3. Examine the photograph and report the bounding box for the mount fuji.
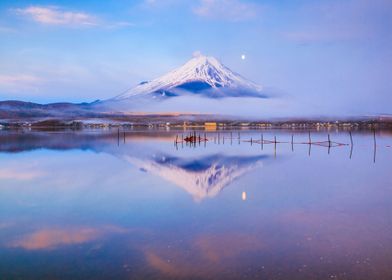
[0,54,268,121]
[112,54,266,101]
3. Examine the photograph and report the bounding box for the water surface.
[0,129,392,279]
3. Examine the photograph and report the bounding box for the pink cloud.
[14,6,98,27]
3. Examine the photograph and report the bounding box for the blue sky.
[0,0,391,115]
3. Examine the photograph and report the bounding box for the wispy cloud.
[193,0,260,21]
[10,228,99,250]
[0,74,43,84]
[9,226,128,250]
[0,164,46,181]
[283,30,359,44]
[0,74,44,93]
[283,0,392,44]
[14,6,98,27]
[13,6,134,29]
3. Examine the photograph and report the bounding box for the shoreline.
[1,117,392,131]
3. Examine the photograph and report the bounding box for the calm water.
[1,129,392,280]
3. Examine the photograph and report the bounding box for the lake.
[0,128,392,279]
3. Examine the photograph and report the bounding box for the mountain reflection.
[0,130,267,200]
[123,153,266,201]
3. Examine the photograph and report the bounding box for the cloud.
[283,0,392,44]
[9,226,128,250]
[0,74,43,85]
[143,232,265,278]
[14,6,98,27]
[10,228,99,250]
[0,163,46,181]
[0,74,44,93]
[193,0,260,21]
[283,30,358,44]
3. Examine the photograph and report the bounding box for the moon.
[241,54,246,60]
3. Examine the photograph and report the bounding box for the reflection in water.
[123,153,265,201]
[11,228,101,250]
[9,226,130,251]
[0,129,392,279]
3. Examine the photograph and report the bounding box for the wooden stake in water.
[261,133,263,150]
[373,129,377,163]
[349,131,353,146]
[291,134,294,152]
[274,136,277,158]
[117,128,120,146]
[349,131,354,159]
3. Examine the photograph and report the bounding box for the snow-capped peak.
[113,54,264,100]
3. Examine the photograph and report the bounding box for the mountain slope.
[113,55,265,100]
[0,100,99,119]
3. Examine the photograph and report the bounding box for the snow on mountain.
[121,153,265,201]
[112,54,265,100]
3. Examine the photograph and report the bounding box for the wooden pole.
[274,136,277,158]
[349,143,353,159]
[291,134,294,152]
[117,128,120,146]
[349,131,353,146]
[373,129,377,163]
[261,133,264,150]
